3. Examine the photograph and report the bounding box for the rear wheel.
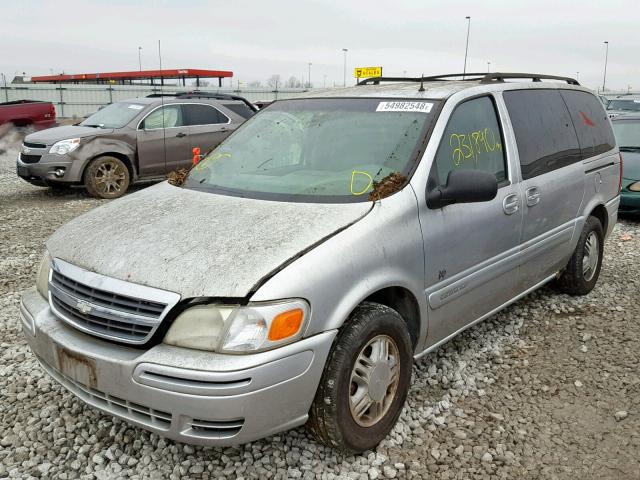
[307,302,413,452]
[84,156,130,199]
[555,216,604,295]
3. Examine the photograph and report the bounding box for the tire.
[84,156,130,199]
[307,302,413,452]
[555,216,604,296]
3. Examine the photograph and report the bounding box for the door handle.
[525,187,541,206]
[175,132,187,138]
[502,193,519,215]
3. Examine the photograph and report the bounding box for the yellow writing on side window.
[449,127,502,166]
[350,170,373,195]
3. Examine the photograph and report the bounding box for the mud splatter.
[167,168,191,187]
[369,172,407,201]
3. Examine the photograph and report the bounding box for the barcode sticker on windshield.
[376,101,433,113]
[128,104,144,110]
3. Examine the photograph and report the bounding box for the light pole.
[138,47,142,72]
[576,71,579,82]
[342,48,348,87]
[308,62,312,88]
[487,61,491,73]
[463,16,471,77]
[323,74,327,88]
[602,41,609,92]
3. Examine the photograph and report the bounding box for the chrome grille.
[48,258,180,345]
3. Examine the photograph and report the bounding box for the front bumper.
[16,151,85,185]
[20,287,336,446]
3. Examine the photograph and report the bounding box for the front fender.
[70,136,137,175]
[250,187,428,352]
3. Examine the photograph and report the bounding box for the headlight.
[36,252,52,299]
[163,299,309,354]
[629,181,640,192]
[50,138,81,155]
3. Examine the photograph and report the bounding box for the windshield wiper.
[619,146,640,152]
[82,124,104,128]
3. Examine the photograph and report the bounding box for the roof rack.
[357,72,580,86]
[146,91,258,112]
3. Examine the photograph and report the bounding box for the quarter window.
[142,105,184,129]
[432,96,507,185]
[503,90,581,179]
[560,90,616,159]
[183,104,229,126]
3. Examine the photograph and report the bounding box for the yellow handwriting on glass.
[350,170,373,195]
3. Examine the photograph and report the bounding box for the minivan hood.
[25,125,114,145]
[46,182,372,299]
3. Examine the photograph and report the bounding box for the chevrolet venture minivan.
[20,73,621,452]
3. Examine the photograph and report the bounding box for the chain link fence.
[0,83,311,118]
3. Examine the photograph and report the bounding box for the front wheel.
[307,302,413,452]
[84,156,130,199]
[555,216,604,295]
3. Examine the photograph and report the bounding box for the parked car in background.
[612,114,640,214]
[0,100,56,129]
[16,93,256,198]
[606,98,640,118]
[20,73,620,452]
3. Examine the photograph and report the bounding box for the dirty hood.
[25,125,113,145]
[46,182,372,299]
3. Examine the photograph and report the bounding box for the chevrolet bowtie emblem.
[76,300,92,314]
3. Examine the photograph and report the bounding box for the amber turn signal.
[268,308,304,341]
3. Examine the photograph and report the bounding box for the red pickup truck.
[0,100,56,129]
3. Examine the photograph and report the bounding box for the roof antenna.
[418,73,425,92]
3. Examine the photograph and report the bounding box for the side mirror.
[427,169,498,209]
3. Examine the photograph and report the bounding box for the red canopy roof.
[31,68,233,83]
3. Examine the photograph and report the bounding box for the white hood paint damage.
[47,182,372,299]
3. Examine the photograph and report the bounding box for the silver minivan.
[20,73,621,452]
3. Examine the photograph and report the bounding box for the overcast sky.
[2,0,639,91]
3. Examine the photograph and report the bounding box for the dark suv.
[16,93,256,198]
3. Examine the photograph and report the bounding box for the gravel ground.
[1,128,638,479]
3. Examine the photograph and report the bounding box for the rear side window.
[432,95,507,185]
[183,104,229,126]
[503,90,581,179]
[560,90,616,159]
[142,105,184,129]
[223,103,255,119]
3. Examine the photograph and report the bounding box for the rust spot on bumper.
[56,346,98,388]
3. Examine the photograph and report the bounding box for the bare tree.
[266,74,281,89]
[285,76,302,88]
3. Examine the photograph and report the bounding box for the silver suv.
[20,73,621,452]
[16,93,255,198]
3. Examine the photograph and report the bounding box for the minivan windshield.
[80,101,146,129]
[184,98,439,202]
[607,100,640,112]
[612,119,640,148]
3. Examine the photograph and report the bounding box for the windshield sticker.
[376,101,433,113]
[350,170,373,195]
[128,104,144,110]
